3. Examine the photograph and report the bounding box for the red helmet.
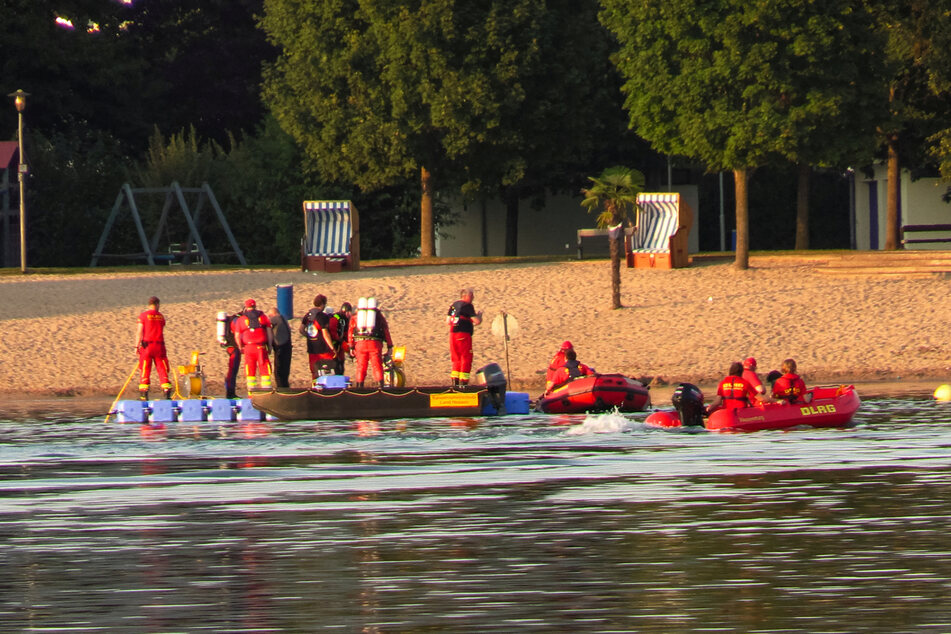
[560,340,573,351]
[743,357,757,371]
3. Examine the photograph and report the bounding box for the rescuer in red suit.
[135,296,172,400]
[347,297,393,388]
[546,349,594,393]
[446,288,483,386]
[706,361,758,415]
[772,358,808,404]
[231,298,274,391]
[545,340,574,387]
[742,356,765,399]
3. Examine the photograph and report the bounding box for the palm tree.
[581,166,644,309]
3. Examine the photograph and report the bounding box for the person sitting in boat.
[742,357,766,399]
[706,361,758,416]
[772,358,807,404]
[546,349,594,393]
[545,340,573,387]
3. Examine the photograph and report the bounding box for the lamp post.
[8,89,28,273]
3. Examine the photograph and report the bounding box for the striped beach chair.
[301,200,360,272]
[625,193,693,269]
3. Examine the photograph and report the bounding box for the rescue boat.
[251,385,530,421]
[645,384,861,432]
[251,362,529,421]
[536,374,651,414]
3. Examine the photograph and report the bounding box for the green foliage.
[26,126,130,266]
[580,166,645,228]
[580,165,644,309]
[599,0,889,171]
[261,0,544,191]
[133,127,224,188]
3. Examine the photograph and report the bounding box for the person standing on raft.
[268,306,293,388]
[706,361,758,416]
[347,297,393,388]
[231,298,274,391]
[217,306,243,399]
[446,288,482,386]
[329,302,353,376]
[135,296,172,401]
[300,294,336,379]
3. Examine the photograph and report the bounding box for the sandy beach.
[0,256,948,406]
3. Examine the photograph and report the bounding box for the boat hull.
[252,386,511,421]
[645,385,861,432]
[537,374,650,414]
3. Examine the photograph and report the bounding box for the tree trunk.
[795,163,810,250]
[420,166,435,257]
[733,168,750,270]
[609,226,622,309]
[885,135,901,250]
[504,187,519,256]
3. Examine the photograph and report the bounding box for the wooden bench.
[576,228,612,259]
[901,224,951,245]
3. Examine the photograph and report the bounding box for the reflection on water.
[2,398,951,631]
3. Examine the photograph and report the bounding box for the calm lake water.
[2,396,951,632]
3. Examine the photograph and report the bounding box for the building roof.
[0,141,18,170]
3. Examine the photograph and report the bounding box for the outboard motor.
[475,363,507,414]
[672,382,705,427]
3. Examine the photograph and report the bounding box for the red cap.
[561,340,573,350]
[743,357,757,370]
[244,298,256,308]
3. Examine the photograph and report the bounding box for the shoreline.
[0,257,949,416]
[2,378,944,421]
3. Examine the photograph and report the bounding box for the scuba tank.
[364,297,377,332]
[216,311,228,345]
[355,297,368,332]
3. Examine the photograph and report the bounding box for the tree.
[600,0,888,268]
[121,0,277,148]
[880,1,951,247]
[459,0,630,256]
[581,166,644,309]
[261,0,552,258]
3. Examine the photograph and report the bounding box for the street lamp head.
[8,89,29,113]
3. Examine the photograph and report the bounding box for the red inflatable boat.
[646,384,861,432]
[537,374,651,414]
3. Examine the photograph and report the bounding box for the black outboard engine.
[672,382,705,427]
[475,363,507,414]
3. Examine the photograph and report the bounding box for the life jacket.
[719,375,751,408]
[239,309,268,345]
[773,374,805,403]
[563,360,583,379]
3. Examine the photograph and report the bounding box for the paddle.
[104,363,139,424]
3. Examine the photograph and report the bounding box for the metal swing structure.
[90,181,246,266]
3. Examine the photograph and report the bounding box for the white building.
[853,165,951,250]
[437,185,700,257]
